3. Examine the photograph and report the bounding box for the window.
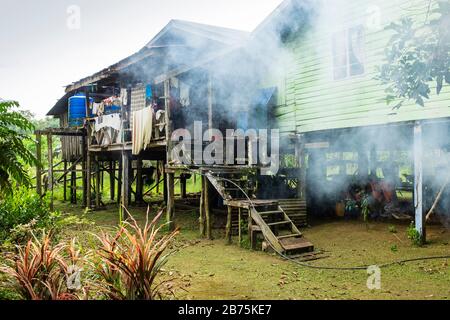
[332,25,365,80]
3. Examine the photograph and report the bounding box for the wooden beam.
[86,150,92,209]
[199,175,206,237]
[166,172,175,231]
[47,134,54,211]
[226,206,232,244]
[36,133,42,197]
[204,177,212,240]
[121,151,130,216]
[414,122,425,243]
[82,132,87,207]
[110,161,115,200]
[180,174,187,199]
[117,158,122,205]
[63,161,67,202]
[71,161,77,204]
[95,157,101,208]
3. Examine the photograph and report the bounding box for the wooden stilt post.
[226,206,232,244]
[110,161,115,201]
[121,151,130,216]
[414,121,426,243]
[117,158,122,205]
[204,177,212,240]
[82,131,87,207]
[71,161,77,204]
[86,124,92,210]
[63,160,67,202]
[238,208,242,246]
[166,171,175,231]
[86,149,92,210]
[47,134,54,211]
[95,157,101,208]
[199,175,206,237]
[136,157,143,205]
[35,133,42,197]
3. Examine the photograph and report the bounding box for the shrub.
[0,188,54,241]
[0,232,87,300]
[407,222,423,246]
[95,207,179,300]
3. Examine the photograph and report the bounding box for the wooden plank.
[110,161,115,200]
[199,175,206,237]
[63,161,67,201]
[205,177,212,240]
[35,133,42,197]
[226,206,232,244]
[121,152,129,216]
[95,157,101,208]
[47,134,54,211]
[166,172,175,231]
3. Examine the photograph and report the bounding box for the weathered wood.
[414,122,425,243]
[71,161,77,204]
[204,177,212,240]
[63,161,67,201]
[110,161,115,200]
[95,157,101,208]
[238,208,242,246]
[81,131,87,207]
[117,158,122,205]
[36,133,42,197]
[226,206,233,244]
[166,172,175,231]
[86,150,92,209]
[121,152,130,215]
[47,134,54,211]
[199,175,206,237]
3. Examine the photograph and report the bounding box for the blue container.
[68,93,94,127]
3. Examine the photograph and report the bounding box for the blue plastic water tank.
[68,93,93,127]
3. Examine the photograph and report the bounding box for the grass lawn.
[50,198,450,300]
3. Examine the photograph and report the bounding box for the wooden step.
[259,210,283,216]
[267,221,291,227]
[277,234,301,240]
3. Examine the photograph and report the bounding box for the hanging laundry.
[132,107,154,155]
[94,114,122,132]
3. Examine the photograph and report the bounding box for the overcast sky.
[0,0,283,118]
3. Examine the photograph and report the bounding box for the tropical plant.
[0,232,86,300]
[407,221,423,246]
[95,207,179,300]
[377,1,450,108]
[0,188,55,242]
[0,100,37,196]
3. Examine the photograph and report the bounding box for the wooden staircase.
[203,167,313,255]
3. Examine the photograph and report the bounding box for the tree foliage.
[378,1,450,109]
[0,100,37,196]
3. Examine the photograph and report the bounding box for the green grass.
[40,199,450,300]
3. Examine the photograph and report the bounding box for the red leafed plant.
[0,232,87,300]
[95,207,179,300]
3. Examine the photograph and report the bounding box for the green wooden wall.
[273,0,450,135]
